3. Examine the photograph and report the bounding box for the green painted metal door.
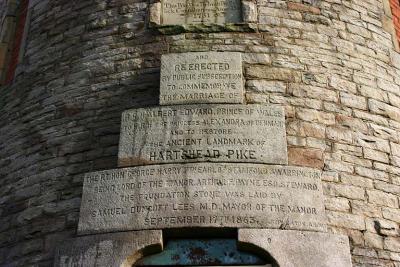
[135,239,273,266]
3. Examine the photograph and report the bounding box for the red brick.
[5,0,28,84]
[288,147,324,168]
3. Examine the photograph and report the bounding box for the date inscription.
[78,163,326,234]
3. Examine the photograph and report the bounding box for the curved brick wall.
[1,0,400,266]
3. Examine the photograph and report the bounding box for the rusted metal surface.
[135,239,267,266]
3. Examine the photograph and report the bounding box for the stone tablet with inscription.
[160,52,244,105]
[160,0,242,25]
[78,163,325,235]
[118,104,288,167]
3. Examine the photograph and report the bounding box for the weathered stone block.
[159,0,242,25]
[340,92,367,110]
[340,174,373,188]
[242,1,257,22]
[160,52,244,105]
[351,200,381,217]
[324,197,350,212]
[118,104,288,166]
[246,80,286,93]
[246,66,301,82]
[391,142,400,157]
[367,189,398,208]
[364,232,384,249]
[385,237,400,252]
[288,147,324,168]
[53,230,162,267]
[324,183,365,200]
[296,108,336,125]
[383,207,400,223]
[149,2,161,26]
[238,229,352,267]
[326,210,366,230]
[242,53,270,64]
[78,163,325,234]
[363,148,389,163]
[369,99,400,122]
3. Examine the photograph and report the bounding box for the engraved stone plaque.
[160,0,242,25]
[160,52,244,105]
[118,104,288,167]
[77,163,326,235]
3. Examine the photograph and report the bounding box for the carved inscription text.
[161,0,242,25]
[160,52,244,105]
[118,104,288,167]
[78,163,326,234]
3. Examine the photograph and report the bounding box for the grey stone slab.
[118,104,288,167]
[242,1,257,23]
[53,230,162,267]
[238,229,352,267]
[160,0,242,25]
[77,163,325,235]
[149,2,161,25]
[160,52,244,105]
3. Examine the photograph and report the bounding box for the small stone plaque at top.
[160,52,244,105]
[160,0,242,25]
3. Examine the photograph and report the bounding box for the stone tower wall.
[1,0,400,266]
